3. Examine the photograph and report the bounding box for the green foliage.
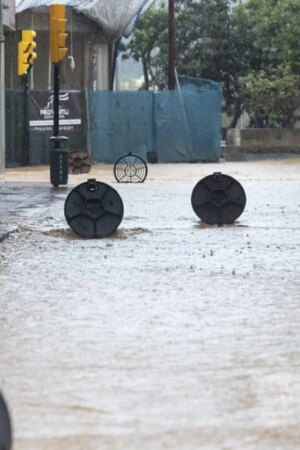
[236,0,300,127]
[176,0,248,120]
[122,4,168,90]
[237,0,300,73]
[240,66,300,128]
[122,0,300,127]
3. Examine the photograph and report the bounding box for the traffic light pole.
[53,62,59,136]
[50,61,69,187]
[49,3,69,187]
[23,72,29,165]
[0,0,5,178]
[18,30,37,167]
[168,0,176,90]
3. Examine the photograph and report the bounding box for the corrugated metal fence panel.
[89,79,221,163]
[5,90,25,167]
[89,91,153,163]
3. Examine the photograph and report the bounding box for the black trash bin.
[49,135,69,187]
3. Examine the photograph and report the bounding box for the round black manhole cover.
[191,172,247,225]
[0,391,12,450]
[64,179,124,238]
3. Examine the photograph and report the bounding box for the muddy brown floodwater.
[0,160,300,450]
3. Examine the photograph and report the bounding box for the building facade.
[4,5,114,167]
[0,0,16,178]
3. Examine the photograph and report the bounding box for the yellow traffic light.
[50,5,68,63]
[18,41,29,76]
[23,30,37,65]
[18,30,37,76]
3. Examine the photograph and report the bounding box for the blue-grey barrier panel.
[89,77,221,163]
[89,91,153,163]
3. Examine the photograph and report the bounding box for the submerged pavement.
[0,181,63,241]
[0,160,300,450]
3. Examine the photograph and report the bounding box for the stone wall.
[224,128,300,161]
[227,128,300,150]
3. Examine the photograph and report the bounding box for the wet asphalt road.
[0,160,300,450]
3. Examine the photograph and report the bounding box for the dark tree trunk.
[228,98,242,129]
[168,0,176,90]
[142,55,149,90]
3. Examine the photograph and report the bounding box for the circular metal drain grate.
[114,153,148,183]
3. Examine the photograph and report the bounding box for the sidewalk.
[0,164,117,241]
[0,181,53,241]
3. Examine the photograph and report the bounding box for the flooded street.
[0,160,300,449]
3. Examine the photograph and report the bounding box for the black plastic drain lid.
[64,179,124,238]
[191,172,246,225]
[0,391,12,450]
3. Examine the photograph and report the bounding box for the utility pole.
[0,0,5,178]
[49,4,69,187]
[168,0,176,90]
[18,30,37,165]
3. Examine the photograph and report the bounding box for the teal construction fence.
[5,77,221,166]
[89,77,222,163]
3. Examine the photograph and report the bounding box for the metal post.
[168,0,176,90]
[0,0,5,179]
[53,62,59,137]
[50,61,69,186]
[23,73,29,165]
